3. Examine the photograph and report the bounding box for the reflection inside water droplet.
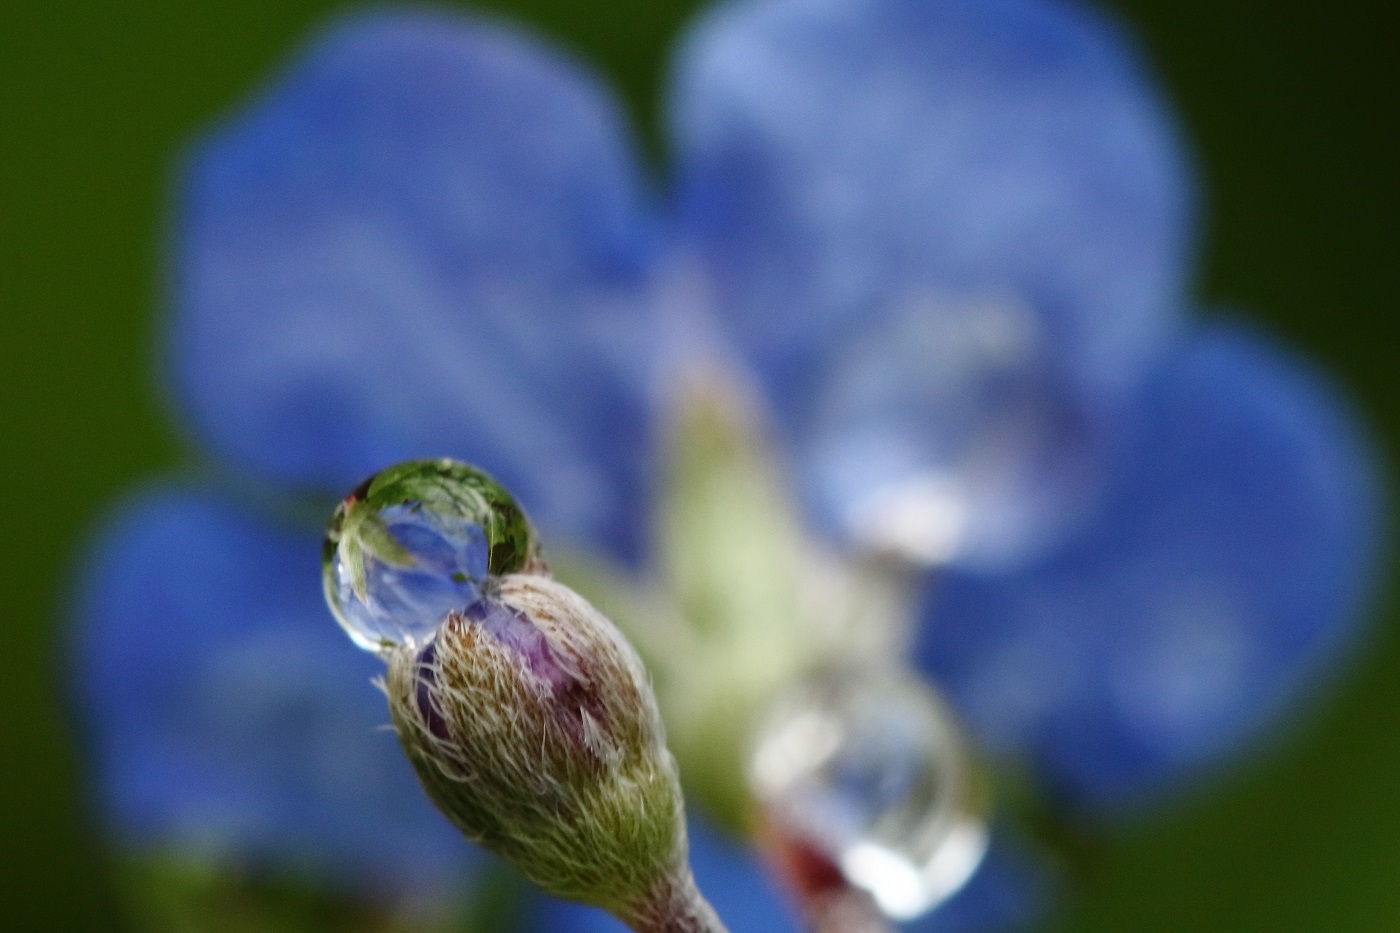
[749,667,988,921]
[326,504,492,652]
[322,458,540,653]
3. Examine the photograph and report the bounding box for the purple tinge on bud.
[420,589,614,764]
[413,642,451,742]
[488,596,611,762]
[461,598,578,693]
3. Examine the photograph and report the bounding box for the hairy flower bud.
[384,572,717,929]
[323,459,724,931]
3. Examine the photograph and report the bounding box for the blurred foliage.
[0,1,1393,931]
[115,855,528,933]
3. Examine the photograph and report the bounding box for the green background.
[1,1,1394,929]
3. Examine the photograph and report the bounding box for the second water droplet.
[749,666,989,921]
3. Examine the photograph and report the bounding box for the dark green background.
[2,1,1394,929]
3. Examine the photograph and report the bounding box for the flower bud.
[384,572,700,924]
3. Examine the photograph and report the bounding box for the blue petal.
[72,488,477,898]
[172,10,658,562]
[671,0,1194,563]
[905,836,1049,933]
[919,323,1383,809]
[673,0,1193,402]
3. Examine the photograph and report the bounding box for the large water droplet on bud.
[749,667,988,921]
[323,458,540,652]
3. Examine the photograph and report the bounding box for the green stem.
[625,867,729,933]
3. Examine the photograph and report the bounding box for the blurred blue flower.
[75,0,1381,930]
[76,490,478,903]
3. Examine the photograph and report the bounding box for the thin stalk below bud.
[626,867,729,933]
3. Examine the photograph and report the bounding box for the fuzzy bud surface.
[385,572,693,921]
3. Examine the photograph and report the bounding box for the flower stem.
[625,866,729,933]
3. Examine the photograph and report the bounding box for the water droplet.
[749,667,988,921]
[805,291,1104,569]
[323,458,540,652]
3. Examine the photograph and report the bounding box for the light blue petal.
[172,10,658,561]
[72,488,476,899]
[670,0,1194,563]
[919,323,1383,809]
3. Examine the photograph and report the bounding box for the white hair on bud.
[384,573,689,920]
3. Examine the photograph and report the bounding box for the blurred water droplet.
[323,458,539,652]
[749,667,988,921]
[806,291,1104,570]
